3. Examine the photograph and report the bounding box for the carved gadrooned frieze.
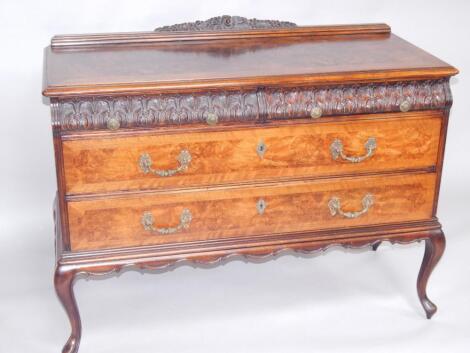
[263,79,451,120]
[154,15,297,32]
[53,91,259,131]
[52,80,451,131]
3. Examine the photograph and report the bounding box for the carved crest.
[155,15,297,32]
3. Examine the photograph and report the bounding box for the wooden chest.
[43,17,458,353]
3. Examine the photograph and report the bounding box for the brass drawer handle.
[141,209,192,235]
[139,150,192,177]
[310,106,323,119]
[328,194,374,219]
[400,100,412,112]
[107,117,120,130]
[206,112,218,125]
[330,137,376,163]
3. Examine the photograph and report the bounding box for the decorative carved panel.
[154,15,297,32]
[52,80,451,131]
[53,91,259,131]
[264,79,452,120]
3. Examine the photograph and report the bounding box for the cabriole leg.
[371,241,382,251]
[417,231,446,319]
[54,266,81,353]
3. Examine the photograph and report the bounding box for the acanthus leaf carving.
[263,79,451,120]
[54,91,259,131]
[52,80,451,131]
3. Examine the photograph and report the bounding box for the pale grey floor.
[1,1,470,352]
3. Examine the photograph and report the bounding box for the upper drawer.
[62,113,442,195]
[50,80,452,131]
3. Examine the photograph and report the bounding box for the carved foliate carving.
[155,15,297,32]
[264,79,451,120]
[54,91,259,131]
[53,80,451,131]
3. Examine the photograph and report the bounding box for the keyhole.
[257,199,267,215]
[257,140,267,158]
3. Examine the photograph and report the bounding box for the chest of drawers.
[43,17,458,353]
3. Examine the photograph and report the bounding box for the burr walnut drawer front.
[62,113,442,195]
[67,172,436,252]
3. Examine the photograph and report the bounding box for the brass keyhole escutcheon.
[257,140,267,159]
[257,199,267,215]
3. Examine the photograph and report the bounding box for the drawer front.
[62,113,441,195]
[68,173,436,251]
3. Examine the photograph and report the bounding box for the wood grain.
[62,113,441,195]
[67,172,436,251]
[43,31,457,97]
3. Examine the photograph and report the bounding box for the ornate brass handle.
[139,150,191,177]
[141,209,192,235]
[330,137,377,163]
[328,194,374,219]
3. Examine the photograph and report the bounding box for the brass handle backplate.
[141,209,192,235]
[139,149,191,177]
[328,194,374,219]
[330,137,377,163]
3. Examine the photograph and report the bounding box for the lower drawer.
[67,173,436,252]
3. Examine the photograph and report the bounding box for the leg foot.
[372,241,381,251]
[54,266,81,353]
[417,231,446,319]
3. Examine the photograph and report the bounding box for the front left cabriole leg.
[54,266,82,353]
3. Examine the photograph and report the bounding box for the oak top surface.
[43,24,457,97]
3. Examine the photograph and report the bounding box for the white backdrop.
[1,1,469,352]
